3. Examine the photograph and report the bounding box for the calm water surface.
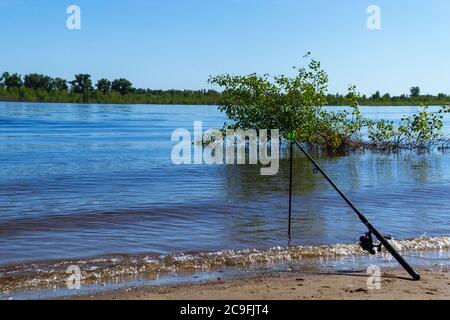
[0,102,449,266]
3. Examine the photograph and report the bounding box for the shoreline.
[2,237,450,299]
[73,267,450,300]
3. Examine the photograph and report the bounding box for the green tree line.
[0,72,221,105]
[327,86,450,106]
[0,71,449,106]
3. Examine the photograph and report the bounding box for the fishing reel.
[358,231,392,255]
[359,232,379,255]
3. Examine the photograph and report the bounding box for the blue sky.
[1,0,449,95]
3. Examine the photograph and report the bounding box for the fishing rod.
[270,115,421,281]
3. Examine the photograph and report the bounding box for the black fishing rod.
[271,116,421,281]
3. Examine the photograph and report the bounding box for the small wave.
[1,235,449,294]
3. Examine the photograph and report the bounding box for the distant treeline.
[1,72,449,106]
[0,72,220,105]
[327,87,450,106]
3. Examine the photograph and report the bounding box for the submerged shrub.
[369,106,450,150]
[368,119,399,149]
[210,56,449,153]
[209,55,365,152]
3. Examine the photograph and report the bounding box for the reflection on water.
[0,103,449,267]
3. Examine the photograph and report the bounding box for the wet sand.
[76,267,450,300]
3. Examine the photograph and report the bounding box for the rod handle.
[368,224,421,281]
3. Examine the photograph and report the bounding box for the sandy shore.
[76,267,450,300]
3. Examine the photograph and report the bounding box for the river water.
[0,102,449,297]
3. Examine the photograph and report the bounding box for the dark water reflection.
[0,103,449,266]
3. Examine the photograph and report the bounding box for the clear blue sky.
[1,0,449,95]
